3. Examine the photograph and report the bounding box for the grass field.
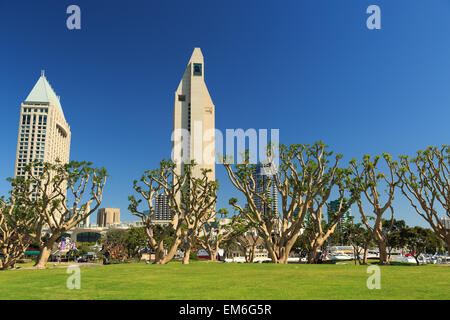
[0,261,449,300]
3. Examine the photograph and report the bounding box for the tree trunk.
[248,244,256,263]
[356,248,362,265]
[307,241,323,264]
[362,246,368,265]
[35,245,52,269]
[208,248,218,262]
[307,248,316,264]
[182,248,191,265]
[0,252,9,269]
[0,251,10,270]
[377,240,389,265]
[153,242,164,264]
[160,237,182,264]
[445,235,450,255]
[265,243,279,264]
[182,233,193,265]
[266,243,294,264]
[278,251,289,264]
[279,237,298,264]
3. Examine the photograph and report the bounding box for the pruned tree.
[178,165,218,265]
[383,218,407,259]
[292,230,310,260]
[341,219,364,265]
[306,195,357,264]
[399,145,450,250]
[235,232,263,263]
[150,224,176,254]
[12,160,107,268]
[359,228,375,265]
[101,230,129,263]
[349,153,401,265]
[198,209,239,262]
[224,142,357,264]
[401,226,444,265]
[125,227,149,258]
[230,210,264,263]
[129,160,183,264]
[0,195,39,269]
[217,213,263,263]
[129,160,218,265]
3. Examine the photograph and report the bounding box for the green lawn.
[0,261,448,300]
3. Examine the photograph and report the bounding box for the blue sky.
[1,0,449,226]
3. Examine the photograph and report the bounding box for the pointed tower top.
[24,72,64,116]
[189,47,204,64]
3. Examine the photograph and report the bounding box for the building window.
[193,63,202,76]
[178,95,186,101]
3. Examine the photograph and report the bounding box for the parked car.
[77,257,88,263]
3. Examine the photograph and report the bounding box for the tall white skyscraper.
[14,71,71,179]
[173,48,215,181]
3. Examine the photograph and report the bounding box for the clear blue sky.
[1,1,449,226]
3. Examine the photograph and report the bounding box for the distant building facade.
[250,161,278,215]
[154,194,172,222]
[142,195,173,225]
[327,199,352,231]
[97,208,121,227]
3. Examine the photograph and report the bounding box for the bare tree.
[233,214,264,263]
[341,220,367,265]
[306,195,356,264]
[198,209,238,262]
[129,160,182,264]
[178,165,218,265]
[129,160,218,265]
[349,153,401,265]
[13,160,107,268]
[399,146,450,250]
[224,142,356,264]
[0,195,39,269]
[235,233,263,263]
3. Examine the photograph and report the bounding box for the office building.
[154,194,173,222]
[14,71,71,179]
[250,161,278,215]
[172,48,215,181]
[97,208,121,227]
[327,199,352,231]
[142,195,173,225]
